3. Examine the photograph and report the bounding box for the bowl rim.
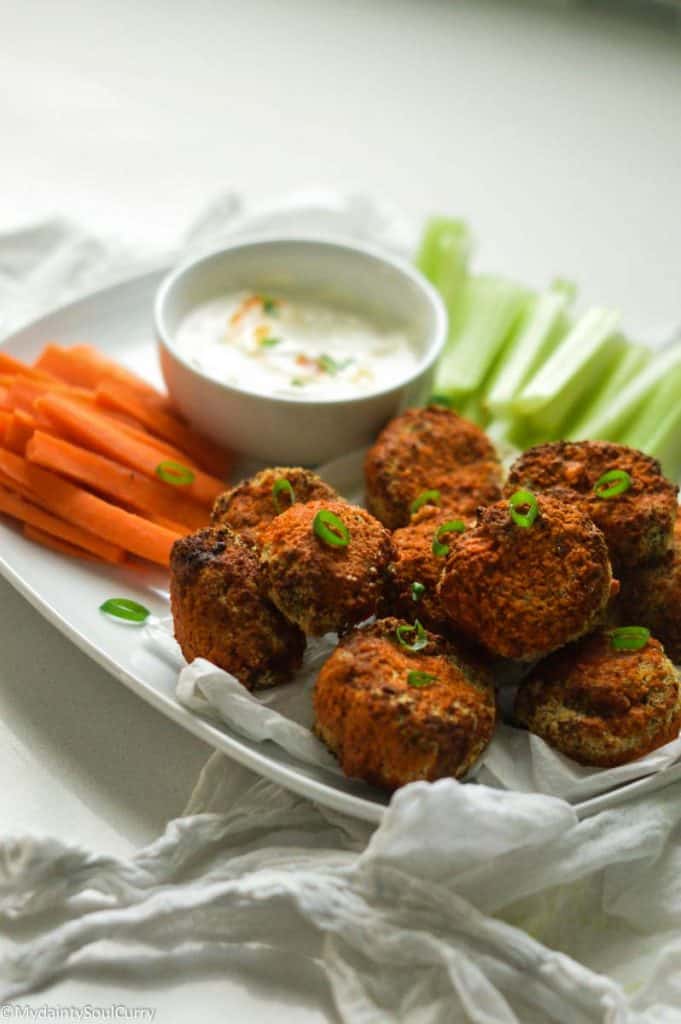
[154,233,448,408]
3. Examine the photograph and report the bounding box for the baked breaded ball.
[382,505,473,633]
[617,518,681,665]
[438,492,616,661]
[505,440,678,572]
[364,405,503,529]
[514,630,681,766]
[259,500,393,636]
[313,617,496,789]
[211,467,338,549]
[170,526,305,689]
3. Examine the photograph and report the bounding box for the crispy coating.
[438,492,616,661]
[505,440,678,572]
[211,467,338,549]
[364,405,503,529]
[259,500,393,636]
[617,518,681,665]
[382,505,473,633]
[170,526,305,689]
[313,618,497,790]
[514,630,681,767]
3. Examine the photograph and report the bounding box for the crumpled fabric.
[2,192,681,1021]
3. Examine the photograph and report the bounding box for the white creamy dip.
[174,291,417,399]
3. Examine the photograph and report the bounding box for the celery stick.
[575,341,681,442]
[416,218,472,312]
[512,308,622,434]
[638,401,681,480]
[434,275,532,401]
[485,286,573,417]
[566,342,651,440]
[620,361,681,453]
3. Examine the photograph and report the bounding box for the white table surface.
[1,0,680,1019]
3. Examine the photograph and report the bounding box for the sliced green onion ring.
[313,509,350,548]
[407,670,436,688]
[155,460,195,487]
[411,581,425,603]
[594,469,632,500]
[395,619,428,652]
[272,477,295,514]
[99,598,150,623]
[432,519,466,557]
[428,394,454,408]
[410,489,441,516]
[610,626,650,651]
[509,489,539,528]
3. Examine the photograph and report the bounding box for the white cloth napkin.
[2,194,681,1022]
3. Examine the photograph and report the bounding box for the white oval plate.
[2,271,681,823]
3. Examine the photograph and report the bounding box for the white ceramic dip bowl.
[155,236,447,465]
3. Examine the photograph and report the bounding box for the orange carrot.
[35,344,176,413]
[0,451,180,566]
[0,410,11,443]
[23,524,98,562]
[0,351,56,382]
[26,432,208,530]
[36,394,224,506]
[95,377,232,477]
[5,411,36,454]
[0,483,126,563]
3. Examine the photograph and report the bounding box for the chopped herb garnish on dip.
[262,297,278,315]
[260,336,281,348]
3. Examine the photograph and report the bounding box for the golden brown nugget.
[364,405,502,529]
[212,466,338,548]
[505,440,678,572]
[617,518,681,665]
[313,618,496,790]
[259,499,393,636]
[170,525,305,689]
[438,492,617,661]
[514,629,681,766]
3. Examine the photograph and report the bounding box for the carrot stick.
[0,351,56,382]
[0,483,126,563]
[95,378,232,477]
[0,452,180,566]
[26,432,208,530]
[35,344,176,414]
[36,394,224,506]
[5,411,36,454]
[0,410,11,443]
[23,524,98,562]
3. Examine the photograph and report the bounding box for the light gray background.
[1,1,679,1020]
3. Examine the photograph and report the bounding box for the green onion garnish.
[432,519,466,557]
[410,489,441,516]
[259,336,281,348]
[272,478,295,514]
[411,581,425,602]
[407,670,436,688]
[99,598,150,623]
[509,489,539,528]
[318,354,352,375]
[428,394,454,408]
[290,377,306,387]
[155,460,195,487]
[610,626,650,651]
[262,297,278,315]
[313,509,350,548]
[594,469,632,500]
[395,619,427,652]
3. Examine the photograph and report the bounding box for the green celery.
[512,308,622,435]
[434,275,532,402]
[485,284,573,417]
[566,342,651,440]
[574,341,681,442]
[416,217,472,313]
[635,400,681,481]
